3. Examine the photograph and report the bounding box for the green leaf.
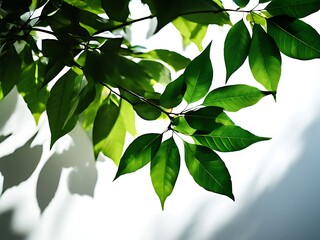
[224,20,251,82]
[139,60,171,85]
[173,17,207,51]
[266,0,320,18]
[184,142,234,200]
[0,45,22,97]
[203,84,271,112]
[101,0,130,22]
[46,70,78,147]
[184,42,213,104]
[93,95,120,158]
[160,75,186,108]
[171,117,196,135]
[249,24,282,91]
[115,133,162,179]
[193,125,270,152]
[133,100,162,121]
[267,16,320,60]
[185,107,224,132]
[64,0,104,14]
[233,0,249,8]
[151,137,180,209]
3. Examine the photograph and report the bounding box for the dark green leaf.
[160,75,186,108]
[185,107,224,132]
[267,16,320,60]
[249,24,282,91]
[184,42,213,104]
[151,137,180,209]
[224,20,251,82]
[203,84,271,112]
[101,0,130,22]
[134,101,162,120]
[64,0,104,14]
[184,142,234,200]
[233,0,249,8]
[266,0,320,18]
[115,133,162,179]
[193,125,270,152]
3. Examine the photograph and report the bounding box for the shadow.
[0,90,18,130]
[0,208,26,240]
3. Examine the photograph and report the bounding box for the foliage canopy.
[0,0,319,210]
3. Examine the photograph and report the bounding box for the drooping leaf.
[133,99,162,121]
[249,24,282,91]
[266,0,320,19]
[203,84,272,112]
[115,133,162,179]
[184,42,213,104]
[101,0,130,22]
[224,19,251,82]
[160,74,186,108]
[267,16,320,60]
[233,0,249,8]
[184,142,234,200]
[151,137,180,209]
[193,125,270,152]
[185,107,224,132]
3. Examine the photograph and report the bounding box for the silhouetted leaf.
[184,142,234,200]
[151,137,180,209]
[101,0,130,22]
[233,0,249,8]
[115,133,162,179]
[267,16,320,59]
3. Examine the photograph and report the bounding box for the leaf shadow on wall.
[0,208,26,240]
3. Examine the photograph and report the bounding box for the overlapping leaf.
[160,75,186,108]
[101,0,130,22]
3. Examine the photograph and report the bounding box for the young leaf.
[115,133,162,179]
[184,107,224,132]
[184,42,213,104]
[160,74,186,108]
[184,142,234,200]
[249,24,282,91]
[203,84,272,112]
[233,0,249,8]
[266,0,320,19]
[224,20,251,82]
[193,125,270,152]
[267,16,320,60]
[151,137,180,209]
[101,0,130,22]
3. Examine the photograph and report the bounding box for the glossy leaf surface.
[160,75,186,108]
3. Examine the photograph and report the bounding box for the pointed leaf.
[249,25,282,91]
[184,142,234,200]
[151,137,180,209]
[193,125,270,152]
[224,20,251,81]
[115,133,162,179]
[160,75,186,108]
[101,0,130,22]
[184,42,213,104]
[203,84,272,112]
[267,16,320,60]
[233,0,249,8]
[266,0,320,18]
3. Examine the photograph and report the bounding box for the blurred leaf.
[249,24,282,91]
[224,20,251,82]
[160,75,186,108]
[233,0,249,8]
[151,137,180,209]
[139,60,171,85]
[203,84,271,112]
[115,133,162,179]
[64,0,104,14]
[184,142,234,200]
[101,0,130,22]
[193,125,270,152]
[184,42,213,104]
[267,16,320,60]
[266,0,320,18]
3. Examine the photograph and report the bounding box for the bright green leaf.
[193,125,270,152]
[249,24,282,91]
[184,42,213,104]
[115,133,162,179]
[139,60,171,85]
[151,137,180,209]
[203,84,272,112]
[184,142,234,200]
[224,19,251,82]
[267,16,320,60]
[171,117,196,135]
[160,75,186,108]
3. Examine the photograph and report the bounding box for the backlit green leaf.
[151,137,180,209]
[266,0,320,18]
[115,133,162,179]
[160,75,186,108]
[139,60,171,85]
[184,42,213,104]
[249,24,282,91]
[203,84,272,112]
[267,16,320,60]
[184,142,234,200]
[193,125,270,152]
[224,19,251,82]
